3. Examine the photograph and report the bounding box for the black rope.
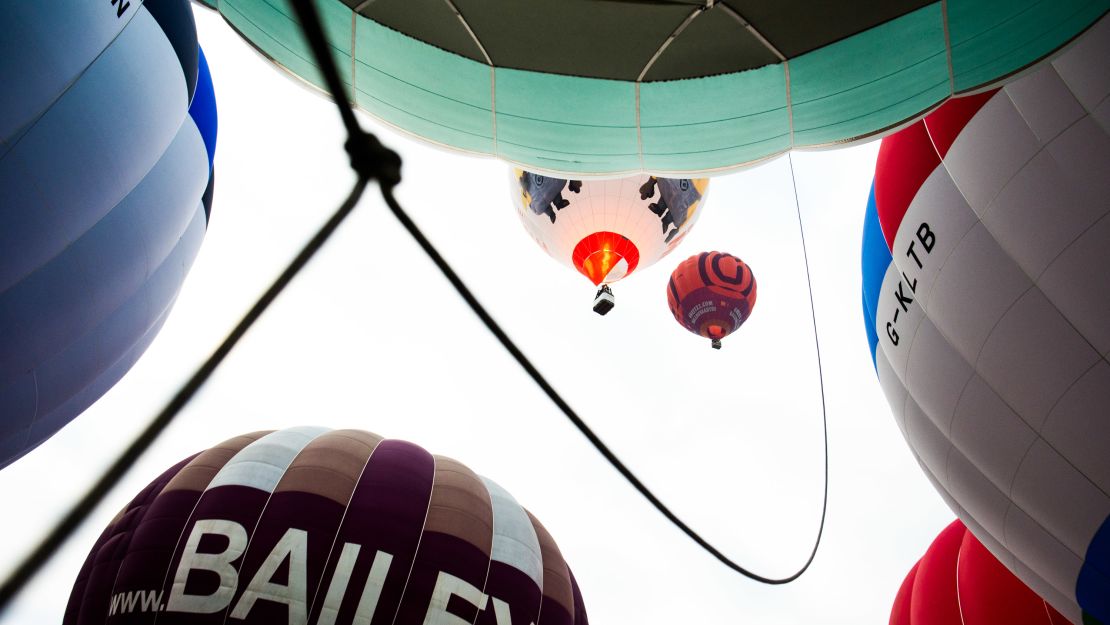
[287,0,400,186]
[0,0,831,611]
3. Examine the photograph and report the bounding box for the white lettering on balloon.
[133,520,524,624]
[166,518,248,613]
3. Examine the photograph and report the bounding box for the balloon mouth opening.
[573,232,640,285]
[706,324,725,339]
[581,250,628,285]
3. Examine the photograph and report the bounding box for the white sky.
[0,8,958,624]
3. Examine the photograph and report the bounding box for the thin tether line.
[291,13,833,584]
[379,166,830,583]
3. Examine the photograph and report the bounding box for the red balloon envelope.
[891,520,1070,625]
[64,427,587,625]
[667,251,756,349]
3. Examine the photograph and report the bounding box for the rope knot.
[346,129,402,186]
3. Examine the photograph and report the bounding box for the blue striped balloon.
[0,0,217,468]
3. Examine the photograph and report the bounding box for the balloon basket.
[593,285,615,316]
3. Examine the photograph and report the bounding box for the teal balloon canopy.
[200,0,1105,175]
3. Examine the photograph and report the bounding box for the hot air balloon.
[512,170,708,314]
[0,2,218,469]
[666,251,757,349]
[65,427,588,625]
[862,17,1109,624]
[194,0,1103,176]
[890,520,1071,625]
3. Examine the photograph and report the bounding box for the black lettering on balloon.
[917,222,935,253]
[901,271,917,294]
[895,282,914,312]
[112,0,131,18]
[906,241,923,269]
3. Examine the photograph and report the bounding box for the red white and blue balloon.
[862,17,1109,624]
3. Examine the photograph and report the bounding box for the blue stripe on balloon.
[189,47,218,168]
[144,0,199,101]
[862,291,878,371]
[860,181,891,370]
[1077,513,1110,624]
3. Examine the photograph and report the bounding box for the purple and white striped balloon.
[65,427,588,625]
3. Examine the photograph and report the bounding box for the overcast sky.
[0,8,958,623]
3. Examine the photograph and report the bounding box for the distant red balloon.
[891,520,1070,625]
[667,251,756,349]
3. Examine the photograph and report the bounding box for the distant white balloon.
[510,169,707,289]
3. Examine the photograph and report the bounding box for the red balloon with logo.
[667,251,756,349]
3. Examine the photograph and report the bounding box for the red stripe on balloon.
[874,121,940,251]
[873,89,999,251]
[924,89,998,158]
[571,232,640,285]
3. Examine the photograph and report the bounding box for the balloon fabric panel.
[889,562,918,625]
[477,478,545,625]
[910,520,964,625]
